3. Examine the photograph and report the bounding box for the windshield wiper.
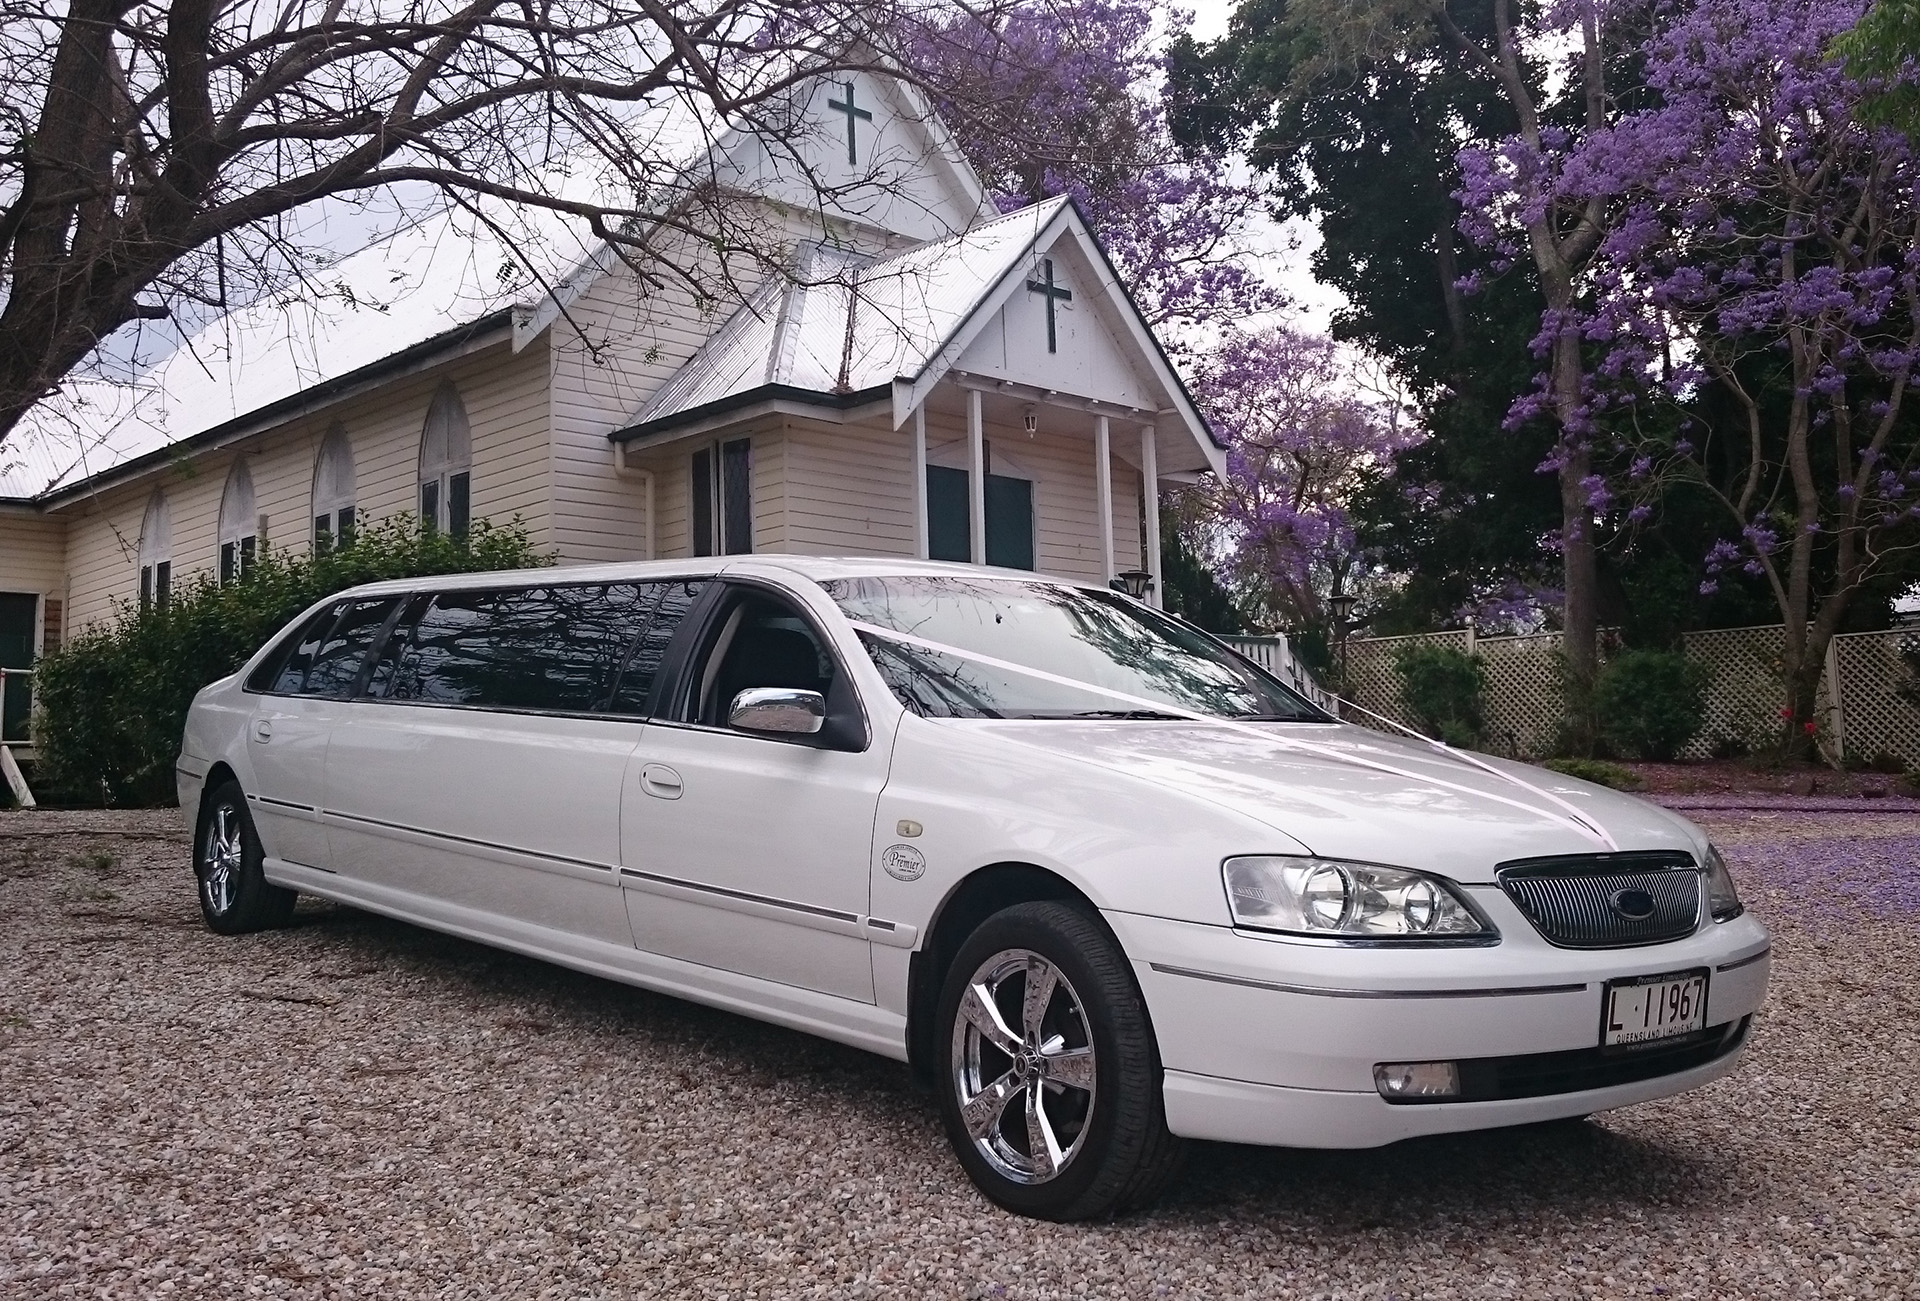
[1062,708,1184,720]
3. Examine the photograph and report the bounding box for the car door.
[242,597,396,869]
[618,580,890,1002]
[321,581,656,947]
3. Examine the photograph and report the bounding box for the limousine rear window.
[246,602,344,694]
[369,580,708,715]
[824,575,1330,723]
[304,599,402,696]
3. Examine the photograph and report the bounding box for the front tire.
[195,781,297,934]
[935,901,1186,1220]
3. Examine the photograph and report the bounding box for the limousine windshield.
[824,575,1328,722]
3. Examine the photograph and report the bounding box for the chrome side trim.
[324,808,616,875]
[1148,963,1589,1000]
[617,865,858,923]
[249,793,319,814]
[1715,946,1771,973]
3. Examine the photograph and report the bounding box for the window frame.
[648,578,870,751]
[137,491,172,612]
[340,576,722,722]
[312,423,357,552]
[689,437,753,557]
[418,383,473,537]
[217,461,258,586]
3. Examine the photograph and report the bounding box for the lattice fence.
[1336,621,1920,764]
[1831,629,1920,765]
[1340,630,1471,737]
[1477,633,1572,758]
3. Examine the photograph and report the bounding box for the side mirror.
[727,686,826,735]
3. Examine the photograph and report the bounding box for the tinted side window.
[697,596,837,726]
[302,599,400,697]
[383,583,654,712]
[247,604,343,694]
[605,580,709,715]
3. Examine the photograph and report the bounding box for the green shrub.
[1541,757,1645,791]
[32,515,549,807]
[1593,649,1712,761]
[1392,643,1486,748]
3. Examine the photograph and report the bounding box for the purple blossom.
[1188,326,1423,624]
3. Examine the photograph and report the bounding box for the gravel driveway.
[3,808,1917,1299]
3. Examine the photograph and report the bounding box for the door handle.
[639,763,683,800]
[251,718,273,743]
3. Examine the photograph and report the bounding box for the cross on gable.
[1025,257,1073,353]
[826,81,873,165]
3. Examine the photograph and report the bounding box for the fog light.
[1374,1061,1460,1100]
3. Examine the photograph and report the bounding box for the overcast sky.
[1174,0,1345,336]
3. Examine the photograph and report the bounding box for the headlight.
[1703,844,1744,921]
[1222,856,1494,941]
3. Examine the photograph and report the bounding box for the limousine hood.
[986,720,1706,884]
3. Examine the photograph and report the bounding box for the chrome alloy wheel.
[200,803,243,917]
[950,948,1097,1185]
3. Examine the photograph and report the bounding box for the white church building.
[0,70,1224,744]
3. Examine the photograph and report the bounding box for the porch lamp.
[1023,405,1038,435]
[1114,569,1154,599]
[1329,591,1358,684]
[1329,592,1358,630]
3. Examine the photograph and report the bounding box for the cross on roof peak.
[1026,257,1073,353]
[826,81,873,166]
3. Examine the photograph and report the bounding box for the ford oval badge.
[1610,887,1658,922]
[882,844,927,882]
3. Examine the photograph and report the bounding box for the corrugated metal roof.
[2,104,712,503]
[627,197,1067,428]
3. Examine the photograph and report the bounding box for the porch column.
[967,388,986,565]
[1140,424,1162,607]
[912,405,929,559]
[1094,415,1116,585]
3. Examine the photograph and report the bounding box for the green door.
[924,467,1036,570]
[984,474,1035,570]
[0,593,34,743]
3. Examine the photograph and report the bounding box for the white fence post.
[1823,637,1847,764]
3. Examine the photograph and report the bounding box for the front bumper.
[1106,898,1770,1149]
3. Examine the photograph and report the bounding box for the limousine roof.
[330,555,1097,600]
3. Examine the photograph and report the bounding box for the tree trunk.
[1545,270,1601,752]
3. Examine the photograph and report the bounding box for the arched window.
[418,382,471,536]
[218,460,257,584]
[312,423,356,551]
[138,491,172,611]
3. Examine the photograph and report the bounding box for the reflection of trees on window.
[827,575,1324,721]
[303,599,398,696]
[606,581,707,713]
[385,584,656,711]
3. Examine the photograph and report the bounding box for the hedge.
[31,515,549,807]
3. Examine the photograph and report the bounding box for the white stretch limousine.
[178,557,1770,1219]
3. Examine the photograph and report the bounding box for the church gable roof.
[615,197,1224,476]
[623,199,1070,434]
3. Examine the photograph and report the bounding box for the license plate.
[1602,969,1708,1048]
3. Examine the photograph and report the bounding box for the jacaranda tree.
[1188,326,1423,630]
[1512,0,1920,754]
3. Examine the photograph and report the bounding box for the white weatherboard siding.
[774,415,1141,582]
[0,514,66,597]
[548,250,728,564]
[54,341,551,630]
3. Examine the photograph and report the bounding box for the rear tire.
[935,901,1186,1220]
[195,781,297,934]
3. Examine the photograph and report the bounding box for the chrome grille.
[1498,853,1701,949]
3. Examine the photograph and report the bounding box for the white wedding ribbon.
[845,619,1617,850]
